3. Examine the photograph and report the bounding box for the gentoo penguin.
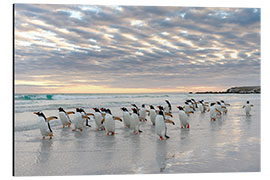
[149,105,157,126]
[120,107,131,128]
[155,110,175,140]
[157,105,173,118]
[139,104,147,122]
[165,100,172,113]
[90,108,104,131]
[72,108,90,132]
[215,101,222,118]
[242,101,254,116]
[103,109,122,136]
[177,106,189,128]
[220,100,230,114]
[198,101,205,113]
[34,112,57,139]
[183,101,194,116]
[208,103,221,121]
[130,108,141,135]
[58,107,73,128]
[80,108,91,127]
[191,98,197,110]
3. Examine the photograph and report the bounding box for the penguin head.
[157,105,164,111]
[131,108,138,114]
[149,105,154,109]
[221,100,224,103]
[76,108,81,112]
[177,106,183,111]
[121,107,127,111]
[185,102,189,105]
[158,110,164,116]
[93,108,100,112]
[34,111,46,119]
[106,109,112,115]
[210,103,216,106]
[142,104,145,108]
[216,101,221,105]
[247,101,250,104]
[99,107,105,112]
[58,107,64,112]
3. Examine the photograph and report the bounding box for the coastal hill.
[194,86,260,94]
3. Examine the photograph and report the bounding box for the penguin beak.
[33,112,38,115]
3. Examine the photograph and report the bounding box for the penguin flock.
[33,99,253,141]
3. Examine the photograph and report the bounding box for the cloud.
[14,4,261,93]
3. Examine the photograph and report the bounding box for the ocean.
[14,93,260,175]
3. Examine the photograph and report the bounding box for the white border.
[2,0,270,180]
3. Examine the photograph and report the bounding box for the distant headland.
[192,86,260,94]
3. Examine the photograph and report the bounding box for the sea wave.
[15,94,170,101]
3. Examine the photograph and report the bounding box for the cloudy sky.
[14,4,260,94]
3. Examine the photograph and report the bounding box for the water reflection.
[36,140,53,164]
[155,140,168,172]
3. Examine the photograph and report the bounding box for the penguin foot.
[79,128,83,132]
[68,123,71,127]
[134,131,139,135]
[62,125,65,128]
[42,136,45,140]
[111,132,115,136]
[160,136,165,141]
[187,124,190,128]
[106,132,110,136]
[72,129,76,131]
[181,126,183,128]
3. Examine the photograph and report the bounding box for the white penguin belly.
[155,115,165,137]
[59,112,70,126]
[104,115,115,132]
[94,112,103,128]
[179,111,188,126]
[150,110,156,124]
[38,118,51,136]
[73,112,84,129]
[123,112,131,127]
[130,114,139,132]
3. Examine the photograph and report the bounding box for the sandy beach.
[14,93,260,176]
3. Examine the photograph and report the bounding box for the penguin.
[220,100,230,114]
[139,104,147,122]
[215,101,222,118]
[34,111,57,139]
[120,107,131,128]
[191,98,198,110]
[183,101,194,116]
[149,105,157,126]
[165,100,172,113]
[130,108,141,135]
[177,106,189,128]
[242,101,254,116]
[90,108,105,131]
[103,109,115,135]
[208,103,221,121]
[72,108,90,132]
[198,101,205,113]
[103,109,122,136]
[155,110,175,140]
[80,108,91,127]
[58,107,73,128]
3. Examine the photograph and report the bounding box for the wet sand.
[14,99,260,176]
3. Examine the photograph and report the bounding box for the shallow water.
[14,93,260,176]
